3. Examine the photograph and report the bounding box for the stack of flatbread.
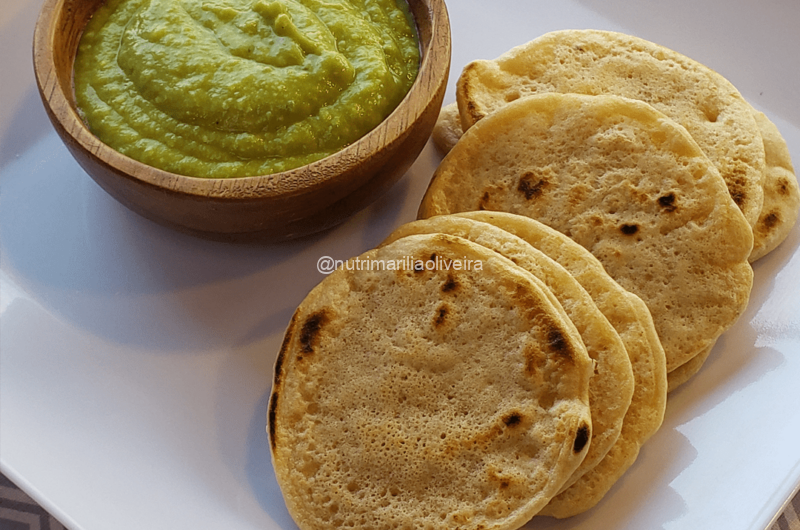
[429,29,799,391]
[268,30,798,528]
[269,212,667,528]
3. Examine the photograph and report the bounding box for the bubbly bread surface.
[456,29,766,228]
[381,216,635,489]
[420,93,754,371]
[435,102,800,263]
[454,211,667,517]
[269,233,594,530]
[749,110,800,261]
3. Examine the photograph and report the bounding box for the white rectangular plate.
[2,1,799,529]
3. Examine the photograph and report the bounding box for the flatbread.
[452,211,667,517]
[430,99,798,263]
[749,110,800,261]
[432,102,462,154]
[456,29,766,228]
[420,92,754,372]
[667,343,715,393]
[381,215,634,489]
[269,233,594,530]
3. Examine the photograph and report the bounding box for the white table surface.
[2,1,800,529]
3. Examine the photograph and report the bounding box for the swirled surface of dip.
[73,0,420,178]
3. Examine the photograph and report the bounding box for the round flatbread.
[456,29,766,228]
[433,100,799,262]
[428,104,799,263]
[453,211,667,517]
[749,110,800,261]
[381,215,634,489]
[420,92,754,372]
[269,233,594,530]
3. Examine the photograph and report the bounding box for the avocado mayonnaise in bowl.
[33,0,450,240]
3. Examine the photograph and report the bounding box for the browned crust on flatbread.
[455,29,766,228]
[451,211,667,518]
[269,311,298,452]
[420,93,754,372]
[749,110,800,261]
[380,215,635,490]
[270,234,594,530]
[458,62,488,128]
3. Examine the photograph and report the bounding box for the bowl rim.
[32,0,451,201]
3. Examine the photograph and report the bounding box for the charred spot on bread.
[620,223,639,235]
[268,391,280,451]
[777,177,790,196]
[518,172,548,200]
[502,412,523,427]
[658,193,677,211]
[478,191,491,211]
[434,305,448,327]
[441,274,458,293]
[275,313,297,384]
[761,211,780,231]
[547,327,571,359]
[299,310,329,355]
[573,423,590,453]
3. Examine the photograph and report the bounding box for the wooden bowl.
[33,0,450,242]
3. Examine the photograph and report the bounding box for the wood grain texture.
[33,0,451,242]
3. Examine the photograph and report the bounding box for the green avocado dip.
[73,0,420,178]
